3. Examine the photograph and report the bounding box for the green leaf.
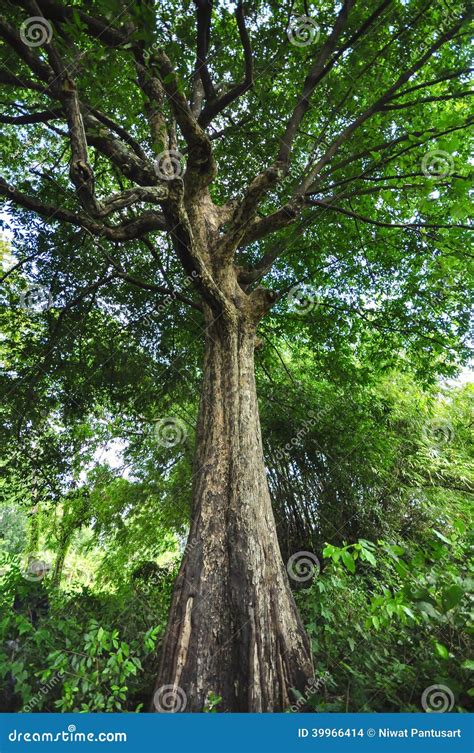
[434,641,449,660]
[341,550,356,573]
[360,548,377,566]
[401,605,416,620]
[418,601,440,620]
[432,529,452,545]
[441,584,464,612]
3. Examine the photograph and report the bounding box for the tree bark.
[153,308,313,712]
[52,535,70,587]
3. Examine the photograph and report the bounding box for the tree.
[0,0,471,711]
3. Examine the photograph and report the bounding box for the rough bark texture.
[1,0,469,719]
[153,305,313,712]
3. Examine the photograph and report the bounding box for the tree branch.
[149,49,216,191]
[306,198,473,230]
[0,109,63,124]
[31,0,128,47]
[101,251,203,312]
[0,177,102,233]
[193,0,215,104]
[388,66,473,99]
[295,13,468,194]
[381,90,473,111]
[277,0,356,166]
[162,180,231,315]
[198,0,254,128]
[0,179,167,239]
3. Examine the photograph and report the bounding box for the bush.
[297,523,472,712]
[0,554,173,712]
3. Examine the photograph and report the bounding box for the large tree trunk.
[153,309,313,712]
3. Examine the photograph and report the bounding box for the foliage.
[1,376,471,712]
[0,0,472,713]
[0,557,172,712]
[297,515,472,712]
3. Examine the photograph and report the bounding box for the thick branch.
[86,106,149,162]
[194,0,215,102]
[135,62,168,156]
[198,0,254,128]
[0,18,53,83]
[162,180,230,315]
[239,203,303,248]
[0,70,46,93]
[278,0,356,166]
[0,108,62,124]
[151,50,216,190]
[31,0,128,47]
[84,114,158,186]
[0,177,102,233]
[219,163,286,259]
[0,179,167,239]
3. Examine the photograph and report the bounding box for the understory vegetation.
[1,359,472,712]
[0,0,473,714]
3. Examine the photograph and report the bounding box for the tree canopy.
[0,0,472,715]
